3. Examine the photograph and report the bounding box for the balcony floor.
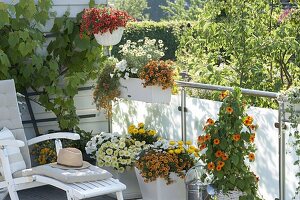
[4,185,116,200]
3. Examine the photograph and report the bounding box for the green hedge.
[112,21,193,60]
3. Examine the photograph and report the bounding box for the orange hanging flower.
[207,162,215,170]
[222,154,229,161]
[219,90,229,100]
[250,124,257,130]
[198,136,205,144]
[206,118,215,125]
[204,134,211,141]
[216,165,222,171]
[213,138,220,145]
[226,107,233,114]
[249,153,255,161]
[217,161,225,167]
[199,144,206,150]
[249,134,255,143]
[232,134,241,142]
[243,116,253,126]
[215,150,223,157]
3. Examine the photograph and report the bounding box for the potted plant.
[135,139,199,200]
[85,132,146,199]
[80,7,134,46]
[93,58,120,116]
[198,88,260,199]
[278,87,300,195]
[127,122,159,145]
[112,37,175,104]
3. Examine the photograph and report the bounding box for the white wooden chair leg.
[7,185,19,200]
[116,191,124,200]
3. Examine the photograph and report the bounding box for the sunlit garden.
[0,0,299,200]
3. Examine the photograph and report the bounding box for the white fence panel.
[112,95,298,200]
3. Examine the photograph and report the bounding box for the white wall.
[112,95,298,200]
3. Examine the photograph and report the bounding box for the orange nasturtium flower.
[219,90,229,100]
[207,162,215,170]
[249,153,255,161]
[213,138,220,145]
[232,134,241,142]
[226,107,233,114]
[215,150,223,158]
[206,118,215,125]
[222,154,229,161]
[249,134,255,143]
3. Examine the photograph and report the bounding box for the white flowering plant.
[85,132,146,173]
[112,37,166,79]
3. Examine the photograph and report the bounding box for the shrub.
[112,21,193,60]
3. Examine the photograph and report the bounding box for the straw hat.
[50,148,91,170]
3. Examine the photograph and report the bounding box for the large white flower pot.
[94,27,124,46]
[103,167,141,199]
[119,78,172,104]
[134,167,186,200]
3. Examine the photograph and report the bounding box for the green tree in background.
[161,0,204,20]
[175,0,300,107]
[110,0,149,20]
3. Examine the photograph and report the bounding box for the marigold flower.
[226,107,233,114]
[215,150,223,157]
[249,153,255,161]
[206,118,215,125]
[138,129,145,134]
[186,141,192,145]
[178,141,184,146]
[169,140,176,145]
[214,139,220,145]
[168,150,174,154]
[174,149,181,154]
[133,129,138,134]
[207,162,215,170]
[138,122,144,128]
[187,148,195,154]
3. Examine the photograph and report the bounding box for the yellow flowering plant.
[198,88,260,199]
[31,140,57,165]
[127,122,158,144]
[135,139,199,184]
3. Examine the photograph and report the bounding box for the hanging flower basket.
[94,27,125,46]
[80,7,134,46]
[119,78,171,104]
[134,167,186,200]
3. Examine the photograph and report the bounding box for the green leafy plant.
[0,0,106,131]
[110,0,149,20]
[198,88,259,199]
[93,58,120,116]
[278,87,300,197]
[176,0,300,108]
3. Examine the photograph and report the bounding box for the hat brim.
[49,161,91,170]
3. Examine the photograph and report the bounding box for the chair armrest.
[0,140,25,148]
[27,132,80,146]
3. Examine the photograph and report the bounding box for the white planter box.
[134,167,186,200]
[103,167,141,199]
[94,27,124,46]
[119,78,171,104]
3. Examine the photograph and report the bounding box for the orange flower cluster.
[139,60,176,90]
[135,150,194,184]
[232,134,241,142]
[243,116,254,126]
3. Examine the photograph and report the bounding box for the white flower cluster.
[112,37,166,79]
[85,132,146,173]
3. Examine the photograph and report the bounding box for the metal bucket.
[186,180,211,200]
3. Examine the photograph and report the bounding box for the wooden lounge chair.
[0,79,126,200]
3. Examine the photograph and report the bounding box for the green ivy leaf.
[0,10,9,29]
[19,30,29,41]
[8,32,20,48]
[74,35,90,51]
[231,154,239,166]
